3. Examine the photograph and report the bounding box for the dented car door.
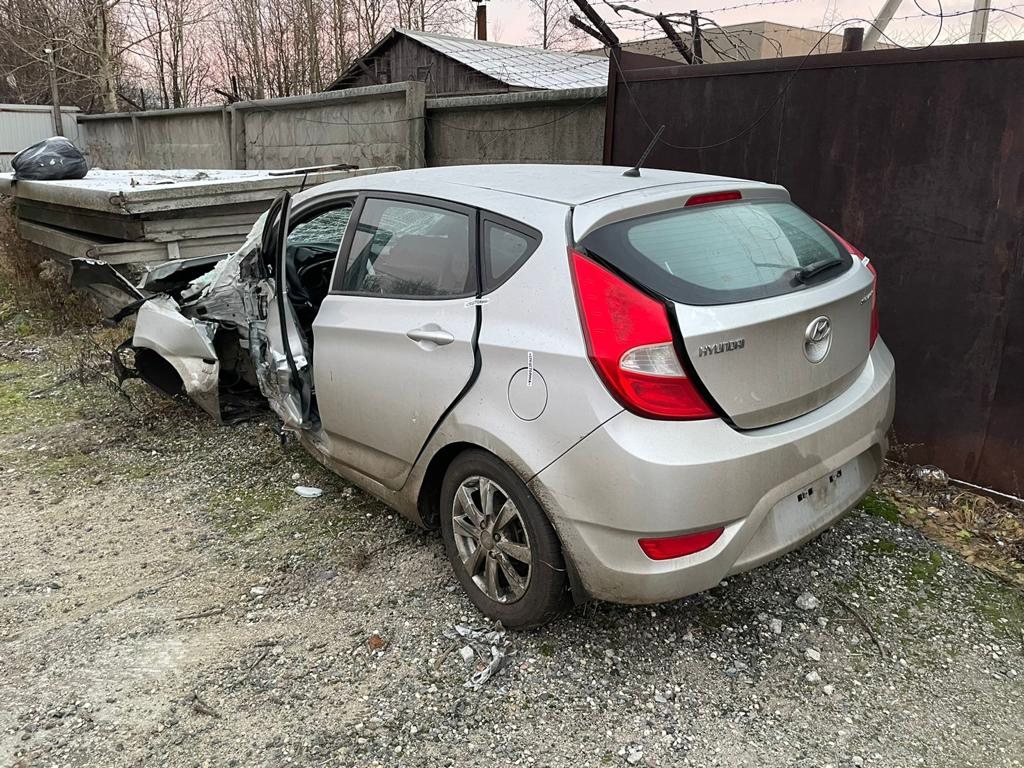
[248,191,314,429]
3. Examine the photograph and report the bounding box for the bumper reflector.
[638,527,725,560]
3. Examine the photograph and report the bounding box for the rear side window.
[339,198,473,298]
[482,219,539,292]
[580,201,850,305]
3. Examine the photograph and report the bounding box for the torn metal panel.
[133,296,222,419]
[69,258,145,313]
[139,254,225,295]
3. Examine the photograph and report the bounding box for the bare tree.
[126,0,212,107]
[0,0,133,110]
[355,0,390,52]
[524,0,582,49]
[394,0,467,33]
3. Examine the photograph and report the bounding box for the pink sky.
[484,0,1024,48]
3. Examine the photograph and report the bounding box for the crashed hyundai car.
[74,165,895,629]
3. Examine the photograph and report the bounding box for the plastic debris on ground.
[446,623,511,690]
[912,465,949,486]
[294,486,323,498]
[11,137,88,181]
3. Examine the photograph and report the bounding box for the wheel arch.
[415,439,588,605]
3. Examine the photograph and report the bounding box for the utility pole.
[842,27,864,51]
[863,0,903,49]
[44,46,63,137]
[969,0,991,42]
[689,10,703,64]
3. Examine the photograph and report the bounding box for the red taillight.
[569,249,714,420]
[685,190,742,207]
[818,223,879,349]
[638,527,724,560]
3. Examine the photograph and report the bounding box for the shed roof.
[331,28,609,91]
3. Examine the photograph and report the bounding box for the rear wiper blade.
[798,258,844,282]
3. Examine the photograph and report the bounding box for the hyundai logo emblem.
[804,316,832,363]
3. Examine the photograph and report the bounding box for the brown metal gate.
[605,42,1024,495]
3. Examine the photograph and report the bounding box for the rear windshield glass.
[580,200,851,305]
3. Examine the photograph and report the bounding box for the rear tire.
[439,450,570,629]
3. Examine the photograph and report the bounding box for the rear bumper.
[529,340,896,604]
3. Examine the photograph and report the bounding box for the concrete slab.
[17,220,243,265]
[0,165,396,214]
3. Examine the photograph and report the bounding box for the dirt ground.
[2,318,1024,768]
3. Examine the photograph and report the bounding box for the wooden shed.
[327,28,608,96]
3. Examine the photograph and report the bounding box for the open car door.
[250,191,315,429]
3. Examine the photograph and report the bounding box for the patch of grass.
[0,360,78,435]
[971,580,1024,637]
[209,485,295,537]
[906,550,944,586]
[863,536,898,555]
[858,490,902,524]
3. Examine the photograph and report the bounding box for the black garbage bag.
[11,136,88,181]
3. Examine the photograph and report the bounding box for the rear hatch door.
[575,184,875,429]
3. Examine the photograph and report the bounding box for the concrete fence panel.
[425,87,606,167]
[78,107,229,170]
[237,83,425,171]
[75,83,603,173]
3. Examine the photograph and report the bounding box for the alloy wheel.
[450,475,533,603]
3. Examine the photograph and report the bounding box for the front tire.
[439,450,570,629]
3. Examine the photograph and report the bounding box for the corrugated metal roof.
[396,28,608,90]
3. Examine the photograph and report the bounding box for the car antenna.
[622,125,666,178]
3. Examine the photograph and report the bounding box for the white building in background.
[590,21,882,64]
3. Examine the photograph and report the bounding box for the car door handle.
[406,326,455,346]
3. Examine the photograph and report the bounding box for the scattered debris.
[446,624,511,690]
[249,586,270,597]
[795,592,820,610]
[367,633,386,651]
[459,645,475,663]
[294,486,323,498]
[912,465,949,486]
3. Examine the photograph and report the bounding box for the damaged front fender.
[132,296,221,419]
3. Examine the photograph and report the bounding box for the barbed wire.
[606,5,1024,153]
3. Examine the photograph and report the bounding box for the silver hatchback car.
[96,165,895,628]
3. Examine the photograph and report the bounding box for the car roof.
[309,164,758,207]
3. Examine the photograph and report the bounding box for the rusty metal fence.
[604,42,1024,496]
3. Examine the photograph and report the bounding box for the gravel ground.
[2,328,1023,768]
